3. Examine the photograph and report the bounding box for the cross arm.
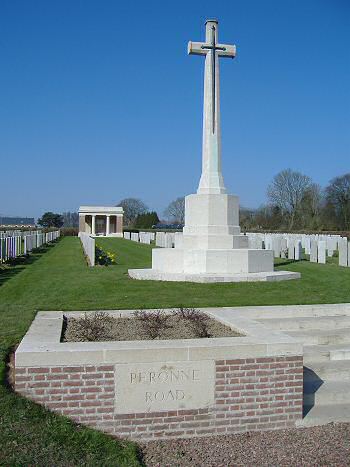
[188,41,207,55]
[217,44,236,58]
[188,41,236,58]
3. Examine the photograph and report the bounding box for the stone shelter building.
[78,206,123,237]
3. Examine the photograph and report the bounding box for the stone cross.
[188,19,236,195]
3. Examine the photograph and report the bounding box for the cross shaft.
[188,20,236,195]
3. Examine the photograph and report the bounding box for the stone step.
[304,344,350,362]
[303,381,350,406]
[304,360,350,382]
[234,304,350,320]
[299,403,350,427]
[259,315,350,332]
[231,303,350,320]
[287,328,350,346]
[330,348,350,360]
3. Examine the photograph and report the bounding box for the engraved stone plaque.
[115,360,215,414]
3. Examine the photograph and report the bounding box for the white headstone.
[280,238,288,259]
[288,239,295,260]
[272,237,282,258]
[339,237,348,267]
[317,240,326,264]
[295,240,302,260]
[304,237,311,255]
[310,240,318,263]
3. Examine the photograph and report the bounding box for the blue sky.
[1,0,349,219]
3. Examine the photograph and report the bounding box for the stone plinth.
[15,309,303,441]
[128,192,300,282]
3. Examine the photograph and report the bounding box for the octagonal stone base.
[128,268,301,283]
[129,247,300,283]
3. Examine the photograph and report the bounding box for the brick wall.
[15,356,303,440]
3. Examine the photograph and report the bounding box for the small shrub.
[95,245,116,266]
[173,307,211,338]
[65,312,114,341]
[133,309,170,339]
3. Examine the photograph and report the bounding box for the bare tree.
[267,169,312,230]
[117,198,148,226]
[325,174,350,229]
[300,183,323,229]
[163,197,185,224]
[62,212,79,228]
[254,204,284,230]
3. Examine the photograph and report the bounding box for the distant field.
[1,236,350,465]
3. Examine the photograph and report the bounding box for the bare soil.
[140,423,350,467]
[63,314,241,342]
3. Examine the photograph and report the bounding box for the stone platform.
[128,268,301,283]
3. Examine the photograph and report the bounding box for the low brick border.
[15,308,303,440]
[15,357,302,439]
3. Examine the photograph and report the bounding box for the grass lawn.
[1,236,350,465]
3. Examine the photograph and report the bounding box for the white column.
[106,215,110,236]
[92,215,96,236]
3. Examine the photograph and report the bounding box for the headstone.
[264,234,272,251]
[294,240,302,260]
[304,237,311,255]
[288,239,295,260]
[339,237,348,267]
[310,240,318,263]
[165,233,174,248]
[317,241,326,264]
[272,237,282,258]
[280,238,288,259]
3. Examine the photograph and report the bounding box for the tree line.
[240,169,350,232]
[37,169,350,232]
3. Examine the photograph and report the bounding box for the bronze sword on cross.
[188,20,236,134]
[201,25,227,133]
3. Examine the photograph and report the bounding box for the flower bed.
[63,309,242,342]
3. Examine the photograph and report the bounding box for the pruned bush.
[173,307,211,338]
[65,312,114,342]
[133,309,170,339]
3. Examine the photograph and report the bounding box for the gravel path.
[140,423,350,467]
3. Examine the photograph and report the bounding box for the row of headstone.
[139,232,152,244]
[0,230,60,262]
[247,232,349,267]
[122,229,350,267]
[123,231,156,244]
[0,229,40,239]
[0,235,23,262]
[155,232,175,248]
